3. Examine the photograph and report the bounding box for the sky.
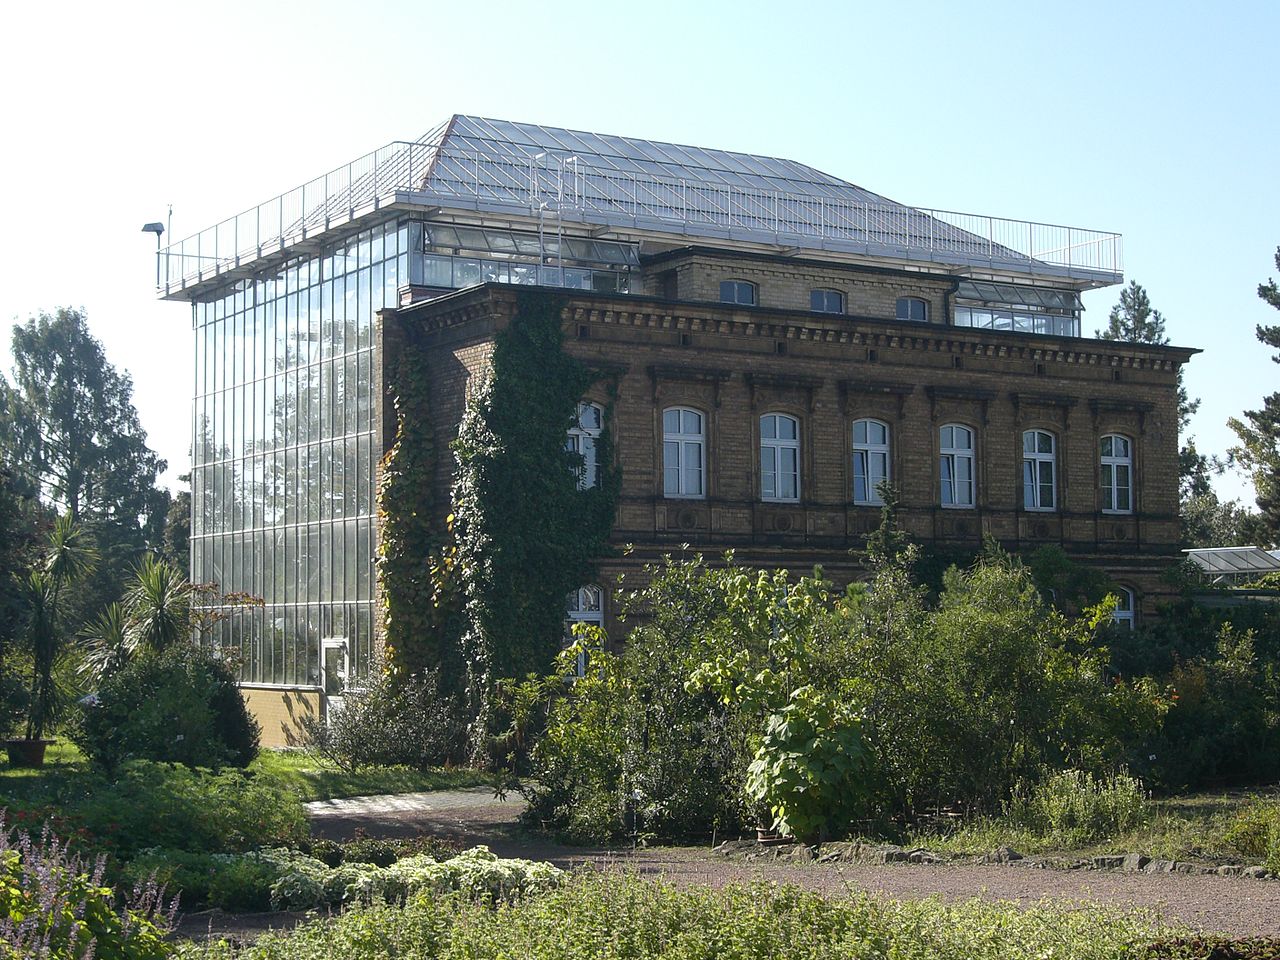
[0,0,1276,504]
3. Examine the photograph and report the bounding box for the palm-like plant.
[79,602,135,686]
[124,553,191,654]
[19,514,97,741]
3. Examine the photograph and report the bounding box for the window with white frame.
[1022,430,1057,511]
[564,585,604,677]
[852,419,890,505]
[720,279,756,305]
[566,401,603,490]
[940,424,975,508]
[810,288,844,314]
[663,407,705,498]
[1101,434,1133,513]
[896,297,929,322]
[1111,587,1135,630]
[760,413,801,502]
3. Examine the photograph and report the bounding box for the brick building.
[158,116,1195,743]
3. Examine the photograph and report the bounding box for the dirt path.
[303,788,1280,938]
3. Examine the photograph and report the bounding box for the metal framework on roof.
[156,114,1124,300]
[1184,546,1280,583]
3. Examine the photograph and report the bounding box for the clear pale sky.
[1,0,1276,504]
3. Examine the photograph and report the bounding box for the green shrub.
[301,663,463,771]
[122,848,286,912]
[745,685,869,842]
[74,645,260,771]
[1004,768,1150,847]
[525,549,1167,842]
[174,872,1163,960]
[1223,799,1280,868]
[267,845,563,911]
[7,761,306,860]
[0,817,176,960]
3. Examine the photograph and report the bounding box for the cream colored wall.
[240,686,323,749]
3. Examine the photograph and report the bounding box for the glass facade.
[191,218,408,686]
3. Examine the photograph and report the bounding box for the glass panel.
[663,441,680,495]
[663,409,679,434]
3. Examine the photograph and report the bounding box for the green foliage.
[377,339,463,683]
[527,549,1168,841]
[1222,799,1280,870]
[122,848,285,912]
[248,748,489,802]
[1227,245,1280,546]
[301,659,463,770]
[1130,618,1280,790]
[0,308,169,628]
[378,292,618,757]
[162,481,190,579]
[746,685,868,842]
[266,845,563,911]
[1142,937,1280,960]
[124,553,191,654]
[173,872,1163,960]
[521,559,755,842]
[0,818,176,960]
[8,761,306,860]
[451,290,618,749]
[73,644,260,771]
[1001,768,1150,848]
[17,514,98,740]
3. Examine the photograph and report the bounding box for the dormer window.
[720,280,756,306]
[896,297,929,322]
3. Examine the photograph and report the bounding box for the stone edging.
[712,839,1275,880]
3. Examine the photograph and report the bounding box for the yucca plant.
[16,515,96,745]
[79,601,135,685]
[124,553,191,654]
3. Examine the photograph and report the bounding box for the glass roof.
[956,281,1082,312]
[423,115,893,205]
[1184,546,1280,579]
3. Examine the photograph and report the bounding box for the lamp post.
[141,221,165,287]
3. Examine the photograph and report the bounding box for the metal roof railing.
[158,139,1124,297]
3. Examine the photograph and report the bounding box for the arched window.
[852,419,890,505]
[896,297,929,322]
[810,289,844,314]
[1112,587,1136,630]
[940,424,975,508]
[719,279,756,305]
[566,401,603,490]
[1101,434,1133,513]
[663,407,705,498]
[1022,430,1057,511]
[760,413,801,502]
[565,585,604,677]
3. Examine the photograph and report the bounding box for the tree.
[162,475,190,578]
[1097,282,1205,501]
[1227,246,1280,545]
[1096,281,1169,344]
[0,308,169,617]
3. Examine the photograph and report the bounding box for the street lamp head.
[141,222,165,237]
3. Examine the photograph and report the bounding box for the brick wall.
[384,271,1194,624]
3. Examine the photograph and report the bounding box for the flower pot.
[5,739,52,768]
[756,827,790,846]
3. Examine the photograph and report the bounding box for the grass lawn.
[0,741,490,805]
[250,748,491,802]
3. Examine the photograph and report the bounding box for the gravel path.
[305,788,1280,938]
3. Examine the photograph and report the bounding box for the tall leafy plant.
[19,514,96,741]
